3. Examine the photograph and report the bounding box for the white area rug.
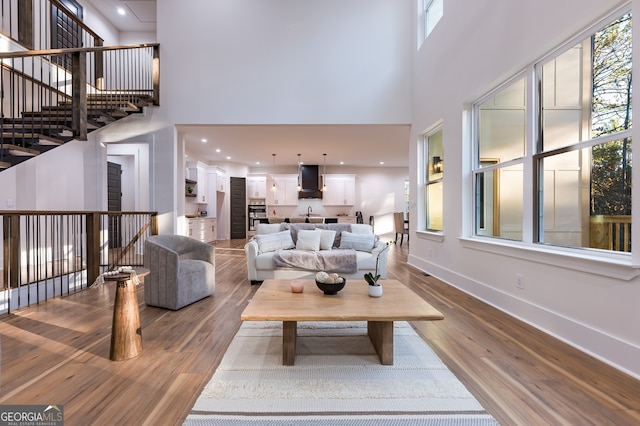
[184,321,499,425]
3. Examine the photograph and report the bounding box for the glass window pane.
[478,77,526,165]
[541,14,632,151]
[426,182,443,231]
[475,165,523,240]
[540,139,631,251]
[425,0,443,36]
[427,129,443,181]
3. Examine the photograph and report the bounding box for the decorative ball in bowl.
[315,271,346,295]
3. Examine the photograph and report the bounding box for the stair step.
[0,143,40,156]
[59,100,140,112]
[1,132,64,146]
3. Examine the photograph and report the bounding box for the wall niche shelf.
[186,178,197,197]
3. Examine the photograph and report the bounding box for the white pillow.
[255,230,294,253]
[319,229,337,250]
[256,223,283,235]
[296,229,322,251]
[339,231,375,252]
[350,224,372,234]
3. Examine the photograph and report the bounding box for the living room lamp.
[297,153,302,190]
[322,153,327,191]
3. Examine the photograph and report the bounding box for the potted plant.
[364,240,394,297]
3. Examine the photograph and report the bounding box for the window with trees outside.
[424,127,443,231]
[473,9,632,253]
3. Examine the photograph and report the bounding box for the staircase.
[0,92,155,170]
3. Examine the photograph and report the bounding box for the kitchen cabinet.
[322,174,355,206]
[188,218,217,243]
[337,216,356,224]
[267,174,298,206]
[215,168,228,192]
[185,161,209,203]
[196,164,208,203]
[247,175,267,199]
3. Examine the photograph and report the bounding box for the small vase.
[368,284,383,297]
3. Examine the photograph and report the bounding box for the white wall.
[409,0,640,378]
[157,0,412,125]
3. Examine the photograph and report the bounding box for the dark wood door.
[230,177,246,239]
[107,161,122,248]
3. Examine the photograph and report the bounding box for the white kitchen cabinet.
[322,174,355,206]
[215,168,228,192]
[267,174,299,206]
[196,164,208,203]
[188,218,217,243]
[247,175,268,199]
[185,161,209,203]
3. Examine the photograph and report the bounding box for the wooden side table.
[105,270,147,361]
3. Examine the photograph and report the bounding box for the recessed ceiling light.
[226,156,231,160]
[201,138,207,143]
[379,161,385,165]
[256,161,260,165]
[215,148,221,152]
[340,161,344,165]
[117,7,126,15]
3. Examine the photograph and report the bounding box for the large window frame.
[470,6,633,264]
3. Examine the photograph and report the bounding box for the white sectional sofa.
[245,222,389,284]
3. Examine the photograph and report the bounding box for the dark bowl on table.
[315,277,346,295]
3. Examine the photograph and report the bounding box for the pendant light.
[271,154,277,190]
[322,153,327,191]
[297,154,302,190]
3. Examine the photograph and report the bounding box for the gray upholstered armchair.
[144,235,215,310]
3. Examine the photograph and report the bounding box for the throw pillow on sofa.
[255,230,295,253]
[296,229,322,251]
[319,229,337,250]
[339,231,375,252]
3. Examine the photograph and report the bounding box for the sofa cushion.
[255,230,295,253]
[256,223,282,235]
[339,231,375,252]
[319,229,337,250]
[350,224,373,234]
[296,229,322,251]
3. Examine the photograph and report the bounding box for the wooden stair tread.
[1,132,64,145]
[0,161,10,169]
[0,144,40,156]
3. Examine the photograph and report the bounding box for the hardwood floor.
[1,238,639,425]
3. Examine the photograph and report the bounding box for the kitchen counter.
[256,216,356,224]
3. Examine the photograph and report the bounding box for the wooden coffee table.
[240,279,444,365]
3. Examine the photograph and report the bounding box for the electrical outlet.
[516,274,524,289]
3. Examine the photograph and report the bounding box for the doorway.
[230,177,246,239]
[107,161,122,248]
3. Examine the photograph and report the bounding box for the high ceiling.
[84,0,157,33]
[178,124,411,169]
[85,1,410,169]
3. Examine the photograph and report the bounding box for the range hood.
[298,165,323,199]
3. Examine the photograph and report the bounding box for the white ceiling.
[84,0,157,33]
[179,124,411,169]
[84,1,410,169]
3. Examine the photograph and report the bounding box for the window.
[474,76,526,240]
[424,127,443,231]
[425,0,443,38]
[472,9,632,253]
[538,13,632,251]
